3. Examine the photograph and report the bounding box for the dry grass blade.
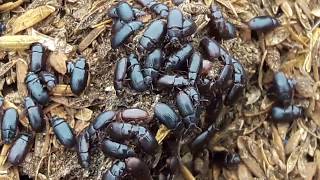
[0,60,17,77]
[16,59,28,97]
[11,5,56,34]
[305,28,320,73]
[0,0,24,12]
[0,35,41,50]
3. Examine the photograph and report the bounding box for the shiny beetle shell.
[8,133,33,166]
[51,116,76,148]
[2,108,19,144]
[70,57,89,95]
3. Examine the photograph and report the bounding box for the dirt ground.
[0,0,320,179]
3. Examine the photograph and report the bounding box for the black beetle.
[24,97,45,132]
[106,122,158,154]
[30,43,46,73]
[211,151,241,167]
[269,72,294,106]
[138,19,167,53]
[125,157,152,180]
[2,108,19,144]
[0,22,6,35]
[183,87,201,106]
[167,8,183,42]
[176,90,198,129]
[25,72,50,105]
[0,96,4,116]
[76,129,91,168]
[247,16,280,32]
[116,108,150,124]
[114,57,128,95]
[271,105,303,123]
[101,139,136,159]
[225,57,246,105]
[109,2,135,22]
[7,133,33,166]
[67,57,89,95]
[188,52,203,85]
[39,71,57,91]
[165,43,193,71]
[111,21,143,49]
[102,160,126,180]
[136,0,169,17]
[154,103,183,133]
[190,125,218,152]
[86,111,116,137]
[182,18,197,37]
[51,116,76,148]
[127,53,150,91]
[143,48,164,84]
[199,36,223,59]
[209,5,236,40]
[157,75,190,88]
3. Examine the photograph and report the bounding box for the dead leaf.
[265,26,290,46]
[11,5,56,34]
[16,59,28,97]
[245,86,261,105]
[0,0,23,12]
[75,108,93,122]
[203,0,213,7]
[294,2,311,31]
[48,52,68,75]
[285,128,304,155]
[238,163,254,180]
[280,1,293,17]
[272,125,285,162]
[287,146,302,174]
[49,105,67,120]
[237,136,265,178]
[311,7,320,17]
[29,29,74,53]
[155,124,170,144]
[265,47,281,72]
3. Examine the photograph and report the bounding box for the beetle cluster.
[0,43,89,167]
[268,72,304,123]
[106,1,247,178]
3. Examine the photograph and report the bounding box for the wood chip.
[0,59,17,77]
[16,59,28,97]
[0,35,41,50]
[11,5,55,34]
[79,25,106,52]
[265,26,290,46]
